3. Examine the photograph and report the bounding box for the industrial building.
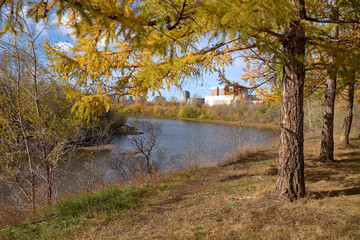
[180,90,190,103]
[125,95,134,101]
[180,90,205,105]
[187,97,205,106]
[181,87,250,106]
[205,87,249,106]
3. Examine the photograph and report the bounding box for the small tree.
[169,96,178,103]
[0,15,81,209]
[129,121,162,174]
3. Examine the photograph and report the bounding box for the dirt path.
[83,150,280,239]
[128,167,230,236]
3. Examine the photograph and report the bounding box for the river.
[65,117,277,190]
[114,117,276,166]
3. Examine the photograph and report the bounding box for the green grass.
[0,184,153,240]
[56,184,147,217]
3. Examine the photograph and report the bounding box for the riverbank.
[117,102,281,130]
[127,114,280,130]
[1,133,359,239]
[77,144,118,151]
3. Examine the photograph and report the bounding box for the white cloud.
[52,41,74,53]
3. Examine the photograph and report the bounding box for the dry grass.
[0,205,28,228]
[1,133,360,240]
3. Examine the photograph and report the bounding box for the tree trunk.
[46,162,52,206]
[32,174,36,212]
[319,0,338,162]
[340,80,354,145]
[274,7,306,200]
[15,38,37,210]
[319,68,337,161]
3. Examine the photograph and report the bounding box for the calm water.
[65,117,277,189]
[110,117,276,167]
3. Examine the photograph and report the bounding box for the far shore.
[78,144,117,151]
[125,114,280,130]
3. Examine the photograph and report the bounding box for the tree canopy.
[2,1,359,96]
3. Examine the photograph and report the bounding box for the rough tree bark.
[274,0,306,200]
[319,0,338,162]
[319,69,337,161]
[340,79,355,146]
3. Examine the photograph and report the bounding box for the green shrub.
[183,106,193,118]
[199,113,208,119]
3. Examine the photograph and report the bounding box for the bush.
[183,106,193,118]
[199,113,208,119]
[177,107,184,117]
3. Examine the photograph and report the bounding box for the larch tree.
[2,0,360,200]
[338,23,360,146]
[339,70,356,146]
[319,0,339,162]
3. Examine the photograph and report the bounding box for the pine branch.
[147,13,194,30]
[305,16,360,24]
[197,36,255,55]
[146,0,195,30]
[307,37,352,44]
[260,28,284,39]
[165,0,187,30]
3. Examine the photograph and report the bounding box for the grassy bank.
[1,134,360,239]
[117,102,280,127]
[127,114,280,130]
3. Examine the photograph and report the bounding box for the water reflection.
[65,117,277,191]
[111,118,276,166]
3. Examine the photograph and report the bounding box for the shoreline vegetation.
[77,144,118,151]
[118,101,281,131]
[127,114,280,130]
[1,132,359,239]
[119,100,358,133]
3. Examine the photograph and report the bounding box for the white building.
[205,87,249,106]
[205,95,236,106]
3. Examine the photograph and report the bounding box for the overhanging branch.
[305,16,360,24]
